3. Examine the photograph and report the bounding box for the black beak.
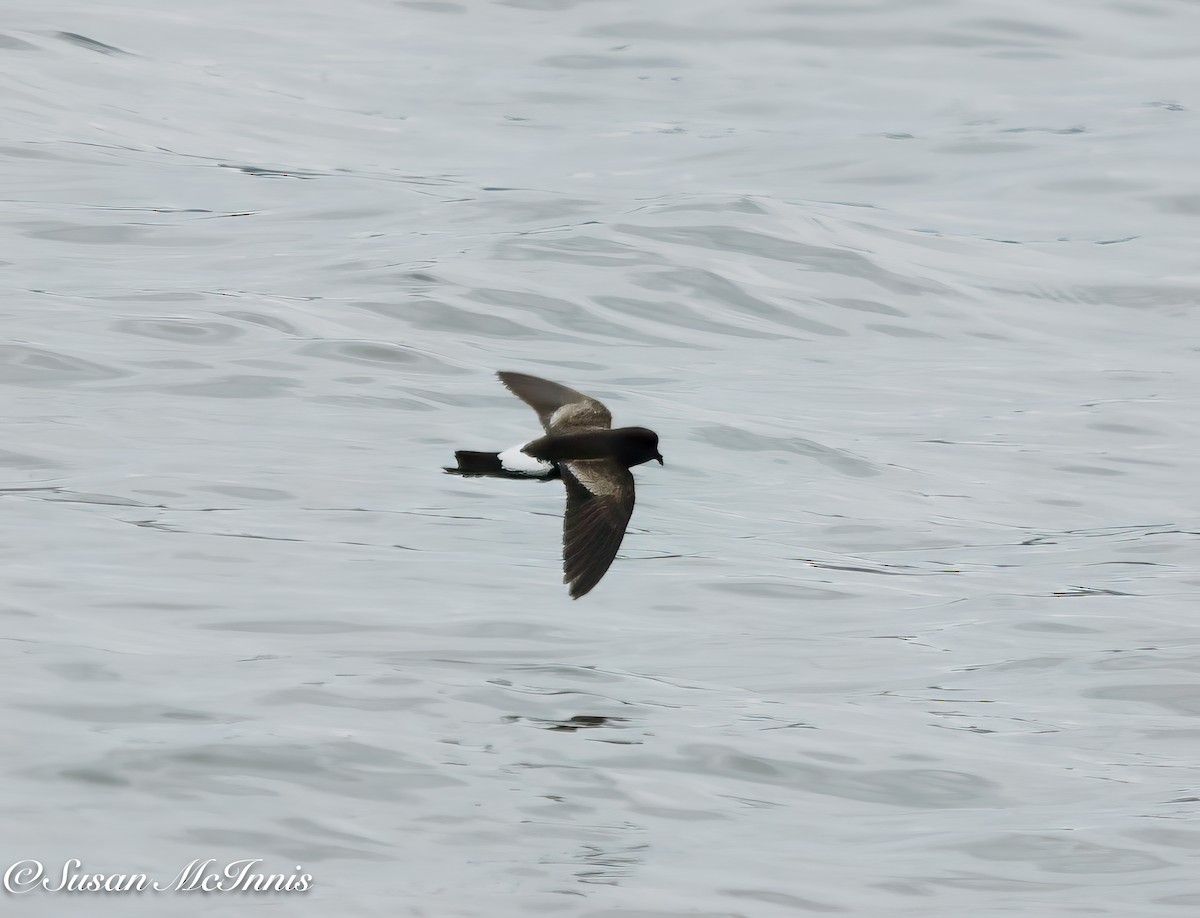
[655,453,664,465]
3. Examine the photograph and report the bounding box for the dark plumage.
[444,371,663,598]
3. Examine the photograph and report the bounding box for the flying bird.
[445,371,663,599]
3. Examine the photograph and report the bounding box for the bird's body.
[497,443,557,477]
[444,372,663,598]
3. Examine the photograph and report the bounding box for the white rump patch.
[498,442,554,476]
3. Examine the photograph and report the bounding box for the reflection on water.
[3,0,1200,915]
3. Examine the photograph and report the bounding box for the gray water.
[3,1,1199,915]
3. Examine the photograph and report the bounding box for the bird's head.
[620,427,663,468]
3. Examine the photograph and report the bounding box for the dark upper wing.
[497,371,612,434]
[560,459,635,599]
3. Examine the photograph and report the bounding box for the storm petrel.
[444,371,663,599]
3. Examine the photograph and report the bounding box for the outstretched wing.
[560,459,635,599]
[497,371,612,434]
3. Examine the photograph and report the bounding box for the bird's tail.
[444,450,503,477]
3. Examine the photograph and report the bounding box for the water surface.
[2,1,1199,915]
